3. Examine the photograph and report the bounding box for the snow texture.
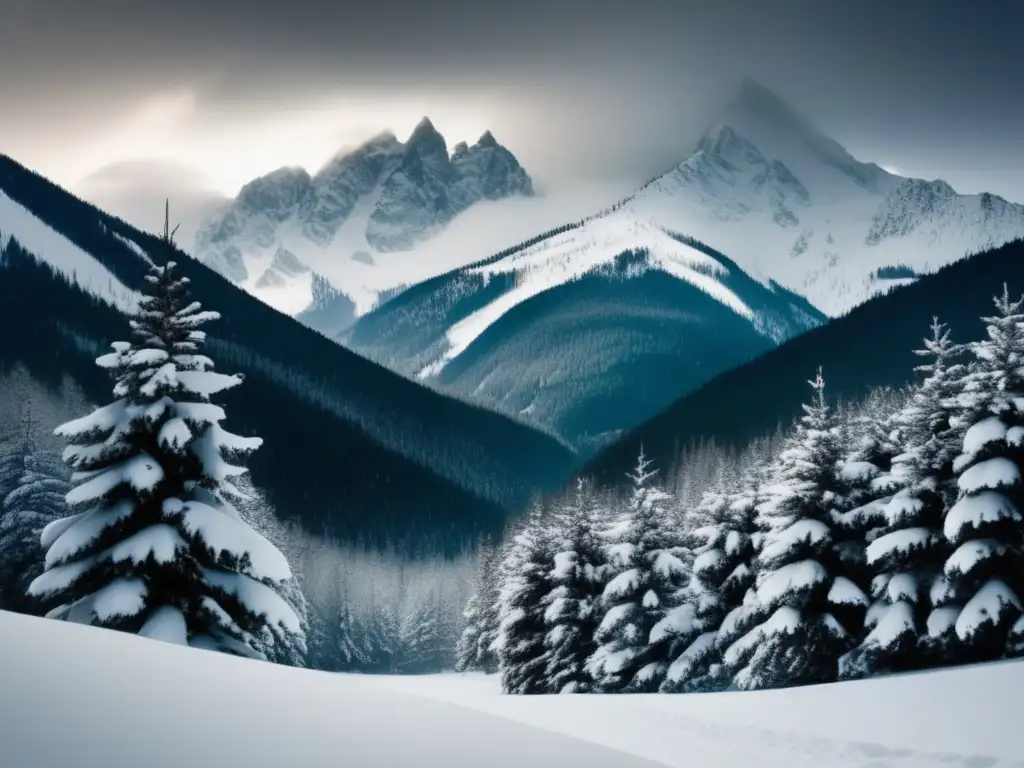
[203,567,301,634]
[756,560,828,605]
[963,417,1008,456]
[957,458,1020,494]
[954,580,1022,640]
[866,527,937,565]
[725,606,802,667]
[862,601,915,647]
[757,519,829,564]
[827,576,869,607]
[181,501,292,582]
[944,492,1022,543]
[945,539,1007,577]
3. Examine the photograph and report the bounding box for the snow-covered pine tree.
[29,259,303,659]
[455,536,501,672]
[841,319,966,678]
[829,388,907,624]
[723,369,868,690]
[836,387,905,514]
[542,478,606,693]
[936,287,1024,661]
[586,449,688,692]
[496,501,555,694]
[0,405,69,613]
[659,458,763,693]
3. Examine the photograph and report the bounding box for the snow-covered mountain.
[625,79,1024,316]
[346,218,824,452]
[0,152,576,546]
[193,119,533,317]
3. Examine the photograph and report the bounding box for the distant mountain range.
[0,154,574,549]
[194,79,1024,338]
[344,78,1024,451]
[193,119,534,319]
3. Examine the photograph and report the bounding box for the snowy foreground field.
[2,611,1022,768]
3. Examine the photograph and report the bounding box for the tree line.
[457,287,1024,692]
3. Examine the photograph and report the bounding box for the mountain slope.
[583,236,1024,484]
[346,213,823,453]
[194,120,533,320]
[0,153,575,549]
[625,79,1024,316]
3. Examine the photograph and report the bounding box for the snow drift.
[1,609,1021,768]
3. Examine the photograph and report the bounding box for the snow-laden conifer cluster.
[27,259,305,659]
[0,402,70,612]
[457,287,1024,692]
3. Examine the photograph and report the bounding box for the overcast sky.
[3,0,1023,223]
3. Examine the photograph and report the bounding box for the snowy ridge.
[417,212,754,378]
[0,191,141,311]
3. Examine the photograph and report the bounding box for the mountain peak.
[476,130,498,148]
[409,116,441,142]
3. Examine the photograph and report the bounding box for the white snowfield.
[2,611,1022,768]
[0,611,658,768]
[0,191,141,312]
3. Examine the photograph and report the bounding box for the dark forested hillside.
[347,229,824,454]
[584,237,1024,484]
[0,154,577,550]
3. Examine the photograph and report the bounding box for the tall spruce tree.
[29,254,303,658]
[936,287,1024,661]
[659,460,762,692]
[841,319,965,677]
[829,388,906,634]
[723,370,868,689]
[586,449,688,692]
[496,502,555,694]
[542,479,606,693]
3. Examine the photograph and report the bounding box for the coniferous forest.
[458,289,1024,692]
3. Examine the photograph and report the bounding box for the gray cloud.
[2,0,1022,204]
[77,160,227,243]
